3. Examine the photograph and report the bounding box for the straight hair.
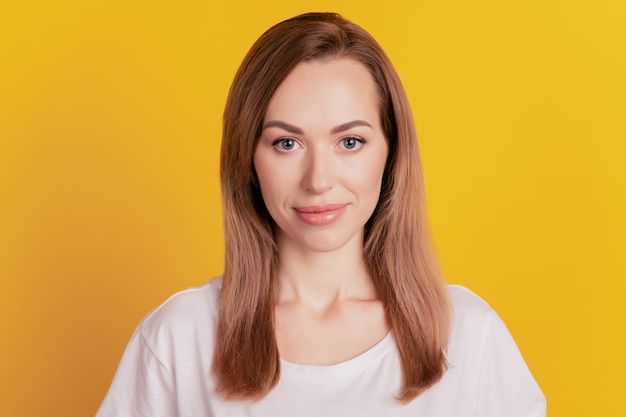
[214,12,450,403]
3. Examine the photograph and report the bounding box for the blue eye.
[341,136,365,150]
[272,138,298,152]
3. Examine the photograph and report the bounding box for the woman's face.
[253,58,388,254]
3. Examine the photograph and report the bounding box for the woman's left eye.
[340,136,365,151]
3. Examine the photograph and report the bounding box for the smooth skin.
[254,59,390,365]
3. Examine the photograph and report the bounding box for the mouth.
[294,204,347,213]
[293,204,348,226]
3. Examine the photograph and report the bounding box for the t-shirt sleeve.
[95,325,177,417]
[476,312,547,417]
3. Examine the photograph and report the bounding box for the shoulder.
[444,285,546,415]
[96,278,224,416]
[137,276,223,345]
[447,284,495,318]
[445,284,503,353]
[444,284,530,373]
[446,284,499,332]
[143,276,222,324]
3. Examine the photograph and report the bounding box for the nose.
[301,146,337,194]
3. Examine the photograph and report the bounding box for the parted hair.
[215,12,450,403]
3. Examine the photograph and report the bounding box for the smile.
[293,204,348,226]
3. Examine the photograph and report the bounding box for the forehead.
[263,59,381,128]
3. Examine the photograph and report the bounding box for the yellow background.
[1,1,624,416]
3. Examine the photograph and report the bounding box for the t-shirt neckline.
[279,331,395,380]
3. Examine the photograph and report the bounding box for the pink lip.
[293,204,347,226]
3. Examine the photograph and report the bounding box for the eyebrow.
[330,120,373,134]
[262,120,303,134]
[262,119,373,135]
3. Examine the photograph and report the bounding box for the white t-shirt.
[96,278,546,417]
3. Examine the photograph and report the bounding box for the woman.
[97,12,545,416]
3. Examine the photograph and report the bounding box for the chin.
[299,232,362,254]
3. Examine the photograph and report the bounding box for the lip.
[293,204,348,226]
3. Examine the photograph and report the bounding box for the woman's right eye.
[271,138,300,152]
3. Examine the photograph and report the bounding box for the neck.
[275,232,378,308]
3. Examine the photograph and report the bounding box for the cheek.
[363,169,385,198]
[254,154,293,212]
[354,149,388,196]
[254,151,277,188]
[346,161,386,204]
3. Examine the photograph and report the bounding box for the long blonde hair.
[214,12,450,403]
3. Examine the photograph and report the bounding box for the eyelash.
[340,136,366,150]
[271,137,300,152]
[270,136,366,152]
